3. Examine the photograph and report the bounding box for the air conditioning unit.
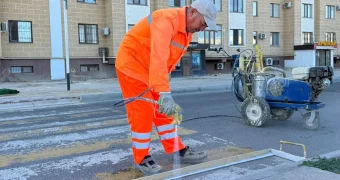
[102,27,110,36]
[259,33,266,39]
[265,58,273,66]
[336,5,340,11]
[284,2,292,9]
[216,63,224,70]
[0,22,7,32]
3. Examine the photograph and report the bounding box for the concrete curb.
[0,96,78,105]
[319,150,340,159]
[0,98,81,112]
[80,92,123,103]
[0,85,231,111]
[79,85,231,104]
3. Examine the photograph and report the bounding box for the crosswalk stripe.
[0,127,197,167]
[0,138,205,180]
[0,118,128,141]
[0,110,111,127]
[0,125,131,153]
[0,115,127,133]
[0,107,113,122]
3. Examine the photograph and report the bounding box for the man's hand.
[158,92,176,117]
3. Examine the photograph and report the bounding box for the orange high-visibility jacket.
[115,6,192,92]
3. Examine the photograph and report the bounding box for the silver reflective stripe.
[131,132,151,140]
[148,13,152,25]
[171,41,187,50]
[132,141,150,149]
[160,131,178,140]
[157,124,175,133]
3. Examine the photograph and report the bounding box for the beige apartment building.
[0,0,339,82]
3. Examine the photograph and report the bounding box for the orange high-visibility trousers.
[116,70,186,164]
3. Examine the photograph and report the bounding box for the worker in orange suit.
[115,0,217,175]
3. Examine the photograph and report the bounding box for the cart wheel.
[302,111,320,131]
[271,108,294,121]
[241,96,270,127]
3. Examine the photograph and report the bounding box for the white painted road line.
[0,107,113,122]
[0,126,131,152]
[0,115,126,133]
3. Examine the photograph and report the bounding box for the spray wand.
[114,88,183,125]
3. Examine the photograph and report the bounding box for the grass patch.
[301,157,340,174]
[0,89,20,95]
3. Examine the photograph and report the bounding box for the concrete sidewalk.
[237,150,340,180]
[0,68,339,111]
[0,73,234,111]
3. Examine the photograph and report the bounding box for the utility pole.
[63,0,70,91]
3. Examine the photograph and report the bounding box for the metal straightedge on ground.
[135,147,305,180]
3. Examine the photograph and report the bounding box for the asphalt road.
[0,82,339,180]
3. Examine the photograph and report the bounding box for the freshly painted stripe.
[0,138,205,180]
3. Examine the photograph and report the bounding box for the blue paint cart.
[234,65,333,131]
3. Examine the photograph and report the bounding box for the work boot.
[174,146,208,164]
[134,155,163,175]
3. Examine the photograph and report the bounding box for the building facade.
[0,0,339,82]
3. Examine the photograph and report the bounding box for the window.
[169,0,186,7]
[80,64,99,72]
[77,0,96,4]
[128,24,134,31]
[273,60,280,65]
[230,0,243,13]
[8,21,33,43]
[270,32,280,46]
[198,25,222,45]
[127,0,147,5]
[326,32,336,42]
[214,0,222,12]
[191,0,222,11]
[11,66,33,73]
[270,3,280,17]
[229,29,244,46]
[326,5,335,19]
[253,31,257,45]
[78,24,98,44]
[302,32,313,44]
[302,4,312,18]
[253,1,258,16]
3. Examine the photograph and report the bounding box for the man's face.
[186,8,208,33]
